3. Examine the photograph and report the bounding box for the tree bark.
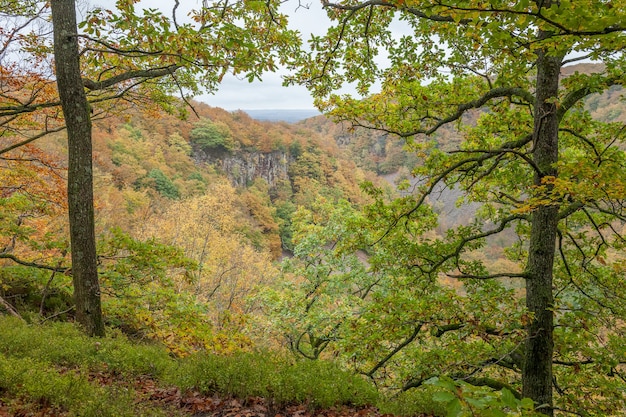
[51,0,105,337]
[522,32,562,415]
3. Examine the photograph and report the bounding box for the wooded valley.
[1,1,626,416]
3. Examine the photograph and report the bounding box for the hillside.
[0,95,438,416]
[2,60,626,416]
[4,64,624,333]
[0,316,423,417]
[1,95,384,346]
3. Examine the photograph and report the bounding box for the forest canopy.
[1,1,626,417]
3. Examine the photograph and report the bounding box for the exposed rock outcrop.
[193,147,290,188]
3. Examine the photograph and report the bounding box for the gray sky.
[199,1,329,110]
[90,0,404,110]
[118,0,330,110]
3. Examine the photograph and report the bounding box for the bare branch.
[172,0,180,30]
[0,125,67,155]
[553,359,594,366]
[0,294,24,321]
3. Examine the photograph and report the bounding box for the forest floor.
[0,370,434,417]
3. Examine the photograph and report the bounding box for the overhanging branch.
[82,64,179,91]
[0,253,68,273]
[0,125,67,155]
[364,322,424,378]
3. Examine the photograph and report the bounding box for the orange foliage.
[0,143,69,263]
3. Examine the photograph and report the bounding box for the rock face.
[194,147,290,188]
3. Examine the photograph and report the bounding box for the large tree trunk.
[522,34,562,415]
[51,0,105,337]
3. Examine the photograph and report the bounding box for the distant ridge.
[240,109,321,123]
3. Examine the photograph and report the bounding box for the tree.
[51,0,104,336]
[190,118,237,153]
[289,1,626,415]
[140,184,278,332]
[1,0,299,335]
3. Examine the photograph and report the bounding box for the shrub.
[169,351,379,410]
[147,168,180,199]
[190,119,236,152]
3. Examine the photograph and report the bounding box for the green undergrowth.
[0,317,417,416]
[0,354,174,416]
[169,351,379,409]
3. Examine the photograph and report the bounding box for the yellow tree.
[142,182,278,331]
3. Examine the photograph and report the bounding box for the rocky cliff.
[193,147,290,188]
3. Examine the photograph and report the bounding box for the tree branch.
[416,213,528,275]
[374,134,533,245]
[0,253,68,273]
[462,377,523,399]
[446,271,529,280]
[82,64,179,91]
[321,0,471,23]
[0,294,24,321]
[0,125,67,155]
[398,87,534,138]
[364,322,424,378]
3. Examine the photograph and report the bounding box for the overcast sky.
[198,1,329,110]
[101,0,331,110]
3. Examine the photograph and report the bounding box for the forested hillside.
[2,0,626,415]
[3,61,626,416]
[2,95,383,334]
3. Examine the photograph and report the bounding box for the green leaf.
[501,388,517,409]
[520,397,535,410]
[433,391,457,403]
[446,397,463,417]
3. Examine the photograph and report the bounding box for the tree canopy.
[284,0,626,415]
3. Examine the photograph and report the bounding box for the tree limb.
[82,64,179,91]
[0,253,68,273]
[462,377,523,399]
[368,87,534,138]
[0,125,67,155]
[0,294,24,321]
[364,322,424,378]
[446,271,529,280]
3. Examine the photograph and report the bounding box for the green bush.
[0,354,171,417]
[169,351,379,410]
[0,317,173,377]
[147,168,180,199]
[190,119,236,152]
[0,266,73,319]
[377,386,448,417]
[0,317,450,416]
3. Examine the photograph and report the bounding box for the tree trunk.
[522,33,562,415]
[51,0,105,337]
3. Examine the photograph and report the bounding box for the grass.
[0,316,448,416]
[0,316,392,416]
[0,317,180,416]
[169,350,379,409]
